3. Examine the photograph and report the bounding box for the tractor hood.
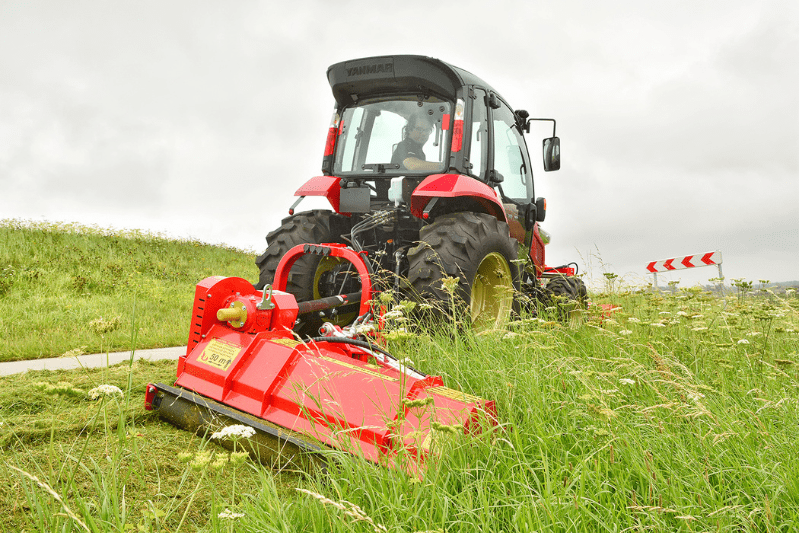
[327,55,495,106]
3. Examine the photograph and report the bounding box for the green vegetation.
[0,219,256,362]
[0,221,797,531]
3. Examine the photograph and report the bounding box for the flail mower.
[147,55,585,469]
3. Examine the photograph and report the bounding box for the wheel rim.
[470,252,513,329]
[312,256,358,326]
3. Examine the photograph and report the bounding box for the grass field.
[0,219,256,362]
[0,220,797,532]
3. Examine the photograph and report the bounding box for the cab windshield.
[334,96,452,176]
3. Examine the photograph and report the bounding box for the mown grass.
[0,219,257,362]
[0,221,797,531]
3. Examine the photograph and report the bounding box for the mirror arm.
[526,118,557,138]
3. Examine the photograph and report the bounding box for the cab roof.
[327,55,500,106]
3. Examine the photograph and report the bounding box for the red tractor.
[255,55,585,335]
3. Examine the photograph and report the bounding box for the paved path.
[0,346,184,376]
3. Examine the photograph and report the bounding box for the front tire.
[407,212,520,330]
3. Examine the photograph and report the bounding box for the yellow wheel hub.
[312,256,357,326]
[470,252,513,329]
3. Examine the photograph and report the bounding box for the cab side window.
[491,102,532,201]
[468,88,488,181]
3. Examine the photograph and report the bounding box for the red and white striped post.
[646,251,723,289]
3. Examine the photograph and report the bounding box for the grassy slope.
[0,221,798,532]
[0,220,257,362]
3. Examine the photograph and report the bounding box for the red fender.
[409,174,507,223]
[294,176,341,213]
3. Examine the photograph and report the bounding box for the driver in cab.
[391,113,442,172]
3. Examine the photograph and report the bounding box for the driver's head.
[406,113,433,144]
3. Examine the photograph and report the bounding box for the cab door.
[488,97,534,244]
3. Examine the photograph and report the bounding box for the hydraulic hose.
[307,336,426,378]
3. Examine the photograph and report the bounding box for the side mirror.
[543,137,560,172]
[535,197,546,222]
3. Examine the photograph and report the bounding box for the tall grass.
[243,287,798,532]
[0,219,256,362]
[1,222,797,531]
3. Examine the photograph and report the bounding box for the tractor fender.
[295,176,341,213]
[409,174,507,223]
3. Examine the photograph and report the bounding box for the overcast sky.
[1,1,797,288]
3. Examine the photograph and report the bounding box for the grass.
[0,221,797,531]
[0,219,256,362]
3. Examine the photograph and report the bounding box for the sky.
[1,1,798,289]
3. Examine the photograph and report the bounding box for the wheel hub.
[470,252,513,329]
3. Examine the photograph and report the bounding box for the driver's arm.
[402,157,442,172]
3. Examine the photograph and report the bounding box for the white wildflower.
[690,314,704,319]
[676,311,688,317]
[746,331,762,337]
[691,327,708,331]
[619,329,633,336]
[87,384,123,400]
[658,311,672,315]
[382,310,404,320]
[627,317,641,323]
[210,425,256,440]
[218,508,245,520]
[503,331,520,339]
[650,323,666,328]
[737,339,750,345]
[600,388,619,394]
[351,323,375,335]
[687,391,705,402]
[619,378,636,385]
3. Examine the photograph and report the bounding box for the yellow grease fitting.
[197,339,242,371]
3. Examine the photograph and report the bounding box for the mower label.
[197,339,242,371]
[427,386,482,405]
[319,356,398,382]
[268,338,302,348]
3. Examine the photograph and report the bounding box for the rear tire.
[407,212,520,330]
[545,276,587,321]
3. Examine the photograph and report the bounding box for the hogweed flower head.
[88,316,122,336]
[440,276,459,294]
[88,384,123,400]
[218,508,245,520]
[210,424,256,441]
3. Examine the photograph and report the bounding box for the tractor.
[146,55,585,468]
[255,55,585,335]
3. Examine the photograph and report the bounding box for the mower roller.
[146,243,497,469]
